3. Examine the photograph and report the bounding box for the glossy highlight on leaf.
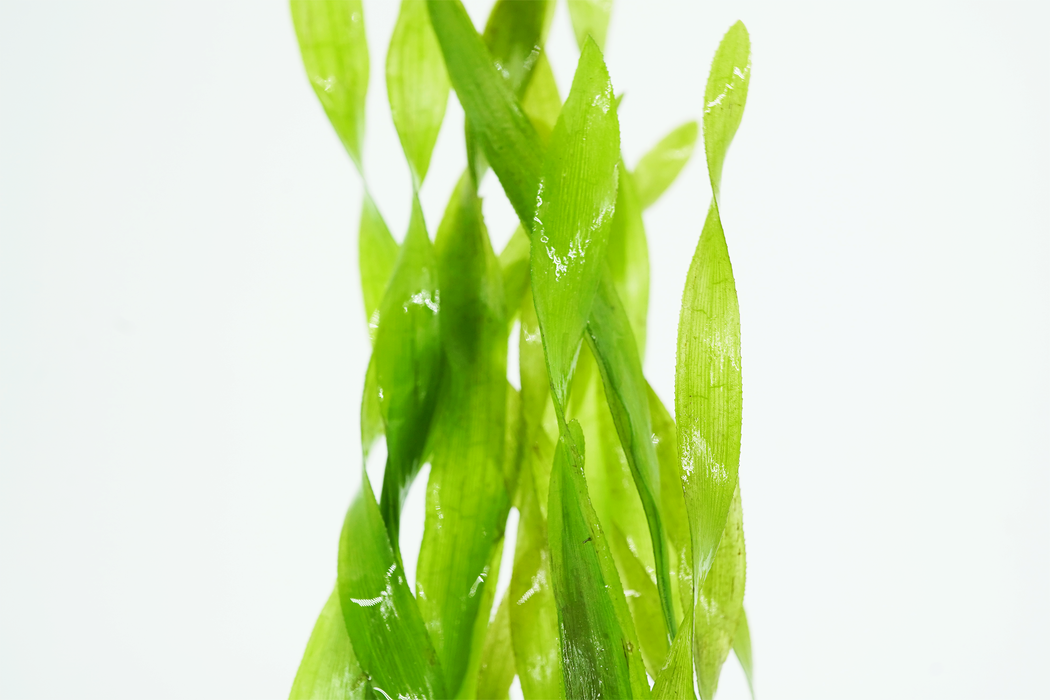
[633,121,698,210]
[387,0,450,189]
[338,473,446,700]
[289,587,369,700]
[375,197,443,547]
[529,38,620,410]
[703,22,751,201]
[290,0,369,171]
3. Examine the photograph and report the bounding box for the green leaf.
[427,0,543,226]
[676,21,750,587]
[509,430,564,700]
[651,609,697,700]
[584,275,676,639]
[498,225,531,323]
[606,163,650,355]
[476,592,516,700]
[548,421,649,700]
[374,197,443,547]
[387,0,450,189]
[567,0,614,51]
[733,608,756,699]
[289,587,370,700]
[529,38,620,411]
[648,384,692,625]
[695,487,746,700]
[358,192,398,344]
[416,174,509,696]
[703,22,751,201]
[290,0,369,171]
[338,473,446,700]
[521,51,561,147]
[633,121,698,210]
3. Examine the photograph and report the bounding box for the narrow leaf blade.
[704,22,750,198]
[359,192,398,343]
[387,0,449,188]
[289,588,370,700]
[733,608,756,699]
[633,121,698,210]
[290,0,369,170]
[567,0,614,51]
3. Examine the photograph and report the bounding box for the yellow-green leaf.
[703,22,750,201]
[290,0,369,171]
[633,121,698,210]
[288,587,369,700]
[567,0,614,51]
[387,0,449,189]
[733,608,756,699]
[358,192,398,343]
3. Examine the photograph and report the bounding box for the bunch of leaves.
[289,1,754,698]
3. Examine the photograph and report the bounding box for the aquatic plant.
[289,1,753,697]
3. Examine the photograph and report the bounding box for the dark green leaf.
[338,473,446,700]
[548,421,649,700]
[374,197,443,547]
[632,121,698,210]
[289,587,370,700]
[415,174,509,696]
[567,0,614,51]
[427,0,542,225]
[529,39,619,410]
[290,0,369,171]
[387,0,449,189]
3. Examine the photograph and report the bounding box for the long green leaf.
[338,473,446,700]
[476,592,516,700]
[548,421,649,700]
[509,429,564,699]
[427,0,542,225]
[289,587,370,700]
[676,21,751,696]
[651,610,697,700]
[499,225,531,324]
[567,0,614,51]
[416,174,509,696]
[704,22,751,202]
[375,197,443,547]
[694,487,746,699]
[521,51,561,147]
[359,192,398,343]
[733,608,755,699]
[633,121,698,210]
[676,20,750,588]
[387,0,449,189]
[290,0,369,171]
[606,164,650,355]
[529,38,619,411]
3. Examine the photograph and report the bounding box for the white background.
[1,1,1047,698]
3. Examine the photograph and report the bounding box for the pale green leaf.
[633,121,698,210]
[289,587,369,700]
[704,22,751,200]
[521,51,561,147]
[499,225,531,323]
[651,610,697,700]
[387,0,449,189]
[290,0,369,171]
[476,592,516,700]
[567,0,614,51]
[733,608,756,699]
[606,163,650,355]
[358,192,398,344]
[695,487,746,700]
